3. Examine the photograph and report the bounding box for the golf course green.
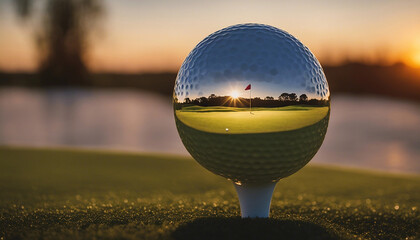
[0,147,419,240]
[175,106,329,134]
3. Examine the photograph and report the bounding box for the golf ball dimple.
[173,23,330,183]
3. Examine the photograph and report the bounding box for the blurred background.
[0,0,419,174]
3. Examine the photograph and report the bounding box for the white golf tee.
[233,182,277,218]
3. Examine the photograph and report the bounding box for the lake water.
[0,88,419,174]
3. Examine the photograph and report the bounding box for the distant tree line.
[174,93,328,109]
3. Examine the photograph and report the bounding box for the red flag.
[245,84,251,90]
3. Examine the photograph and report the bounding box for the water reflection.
[0,88,184,153]
[314,95,420,174]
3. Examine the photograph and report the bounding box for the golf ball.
[174,23,330,184]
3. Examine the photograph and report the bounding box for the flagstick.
[250,87,252,114]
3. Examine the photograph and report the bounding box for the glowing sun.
[405,39,420,68]
[230,90,239,99]
[409,51,420,68]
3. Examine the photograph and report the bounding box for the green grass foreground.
[176,106,330,133]
[0,147,419,240]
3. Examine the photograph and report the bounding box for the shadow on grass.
[172,217,339,240]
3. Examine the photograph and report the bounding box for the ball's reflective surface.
[174,24,330,184]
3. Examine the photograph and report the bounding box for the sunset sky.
[1,0,420,73]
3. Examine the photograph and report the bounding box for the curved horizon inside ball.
[173,23,330,185]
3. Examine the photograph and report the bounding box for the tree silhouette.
[299,94,308,102]
[13,0,103,85]
[265,96,274,100]
[199,97,208,104]
[288,93,298,101]
[279,93,289,101]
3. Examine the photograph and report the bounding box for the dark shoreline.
[1,62,420,102]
